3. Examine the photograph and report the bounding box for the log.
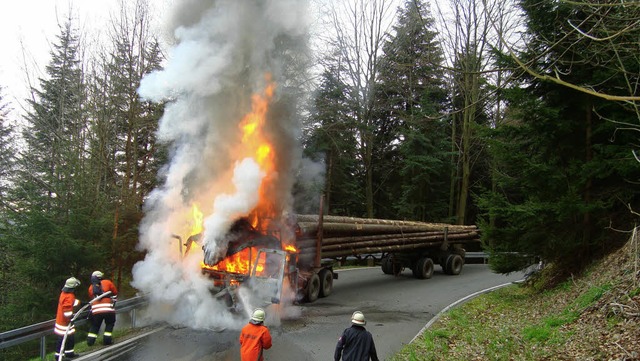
[295,214,438,227]
[321,242,443,258]
[320,239,480,258]
[297,222,472,236]
[320,231,479,251]
[317,230,476,246]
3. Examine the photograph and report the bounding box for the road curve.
[79,264,523,361]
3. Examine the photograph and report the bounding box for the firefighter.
[86,270,118,346]
[239,308,272,361]
[54,277,81,359]
[334,311,379,361]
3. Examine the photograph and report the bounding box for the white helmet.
[351,311,366,325]
[64,277,81,289]
[251,308,266,323]
[92,270,104,279]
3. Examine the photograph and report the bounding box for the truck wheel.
[306,273,320,302]
[381,255,393,275]
[445,254,464,275]
[413,257,434,279]
[318,269,333,298]
[392,261,403,276]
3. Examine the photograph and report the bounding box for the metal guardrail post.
[131,309,137,329]
[40,335,46,360]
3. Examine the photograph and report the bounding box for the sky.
[0,0,171,114]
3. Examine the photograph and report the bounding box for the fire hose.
[57,291,112,361]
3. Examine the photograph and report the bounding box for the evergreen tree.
[302,67,363,216]
[477,0,640,279]
[8,18,96,327]
[89,0,166,287]
[0,87,15,209]
[374,0,451,221]
[0,87,17,335]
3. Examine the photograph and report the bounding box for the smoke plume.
[132,0,310,329]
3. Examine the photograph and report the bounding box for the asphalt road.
[79,264,524,361]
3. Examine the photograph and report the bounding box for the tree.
[8,16,94,327]
[88,0,166,288]
[374,0,451,221]
[431,0,498,225]
[477,0,640,279]
[324,0,396,217]
[0,87,17,335]
[302,67,363,216]
[0,87,15,210]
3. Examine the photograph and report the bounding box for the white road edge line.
[410,280,524,344]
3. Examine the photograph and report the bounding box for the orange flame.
[284,244,297,253]
[238,74,278,230]
[201,246,267,275]
[191,204,204,236]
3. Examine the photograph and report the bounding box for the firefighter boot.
[86,332,97,346]
[103,331,113,345]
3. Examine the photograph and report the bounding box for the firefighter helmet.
[92,270,104,279]
[351,311,366,325]
[251,308,266,322]
[64,277,81,289]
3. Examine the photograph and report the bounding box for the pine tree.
[0,87,15,209]
[88,0,166,286]
[302,67,363,216]
[374,0,451,221]
[477,0,640,278]
[0,87,17,335]
[9,18,93,326]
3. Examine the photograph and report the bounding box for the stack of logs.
[293,214,480,260]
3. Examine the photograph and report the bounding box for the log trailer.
[199,213,480,307]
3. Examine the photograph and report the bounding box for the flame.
[201,246,267,275]
[191,204,204,236]
[238,74,278,229]
[284,244,297,253]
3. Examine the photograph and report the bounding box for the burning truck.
[181,206,480,311]
[184,214,337,310]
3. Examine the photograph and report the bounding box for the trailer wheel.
[318,269,333,298]
[392,261,403,276]
[306,273,321,302]
[381,255,393,275]
[445,254,464,275]
[413,257,434,279]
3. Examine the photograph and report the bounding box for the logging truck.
[199,213,480,307]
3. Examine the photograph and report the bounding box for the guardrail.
[0,295,147,360]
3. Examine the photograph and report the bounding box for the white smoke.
[132,0,309,330]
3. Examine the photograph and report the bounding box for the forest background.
[0,0,638,358]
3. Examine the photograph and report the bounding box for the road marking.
[410,280,524,343]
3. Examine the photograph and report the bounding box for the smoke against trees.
[132,0,310,329]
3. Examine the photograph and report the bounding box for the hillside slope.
[391,230,639,360]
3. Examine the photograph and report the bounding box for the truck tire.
[392,261,403,276]
[445,254,464,275]
[413,257,434,279]
[381,255,393,275]
[318,269,333,298]
[306,273,320,302]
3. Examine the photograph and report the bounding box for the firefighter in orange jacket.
[87,270,118,346]
[239,308,272,361]
[54,277,81,359]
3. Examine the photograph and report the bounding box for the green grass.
[29,328,132,361]
[389,280,612,361]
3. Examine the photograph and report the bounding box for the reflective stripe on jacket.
[88,279,118,314]
[239,322,272,361]
[54,292,78,336]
